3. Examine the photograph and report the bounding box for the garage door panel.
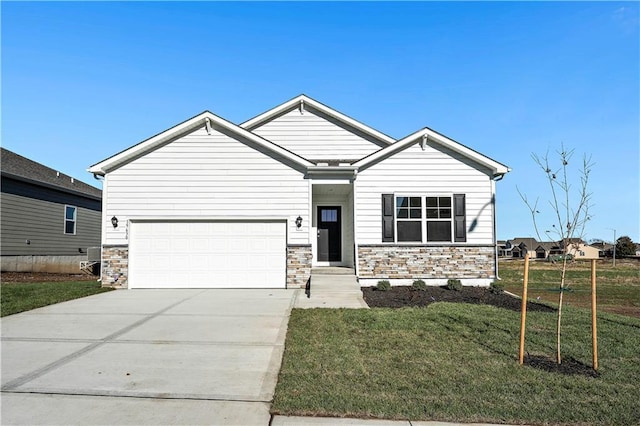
[129,221,286,289]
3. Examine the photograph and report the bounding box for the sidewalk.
[272,416,516,425]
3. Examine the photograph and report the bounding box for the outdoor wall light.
[111,216,119,229]
[295,216,303,229]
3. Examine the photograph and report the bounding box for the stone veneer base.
[101,244,312,289]
[357,244,496,284]
[286,244,312,289]
[102,245,129,288]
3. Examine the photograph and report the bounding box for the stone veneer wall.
[358,245,495,279]
[102,244,311,289]
[102,245,129,288]
[287,244,312,288]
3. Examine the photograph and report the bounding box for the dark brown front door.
[317,206,341,262]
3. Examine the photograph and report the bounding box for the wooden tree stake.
[519,253,530,365]
[591,259,598,371]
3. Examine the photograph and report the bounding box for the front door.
[317,206,341,262]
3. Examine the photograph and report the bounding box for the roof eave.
[306,165,358,179]
[354,128,511,177]
[1,171,102,201]
[89,111,315,175]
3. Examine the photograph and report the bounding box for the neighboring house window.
[394,195,455,242]
[64,205,77,235]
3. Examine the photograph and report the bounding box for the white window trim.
[394,194,454,243]
[64,205,77,235]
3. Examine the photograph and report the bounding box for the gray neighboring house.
[1,148,102,273]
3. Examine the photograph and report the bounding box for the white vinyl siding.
[356,143,495,244]
[104,126,309,245]
[251,109,385,161]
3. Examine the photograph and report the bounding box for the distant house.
[1,148,102,273]
[560,238,599,260]
[506,238,539,259]
[534,242,561,259]
[497,240,509,257]
[589,241,614,258]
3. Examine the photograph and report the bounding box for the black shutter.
[454,194,466,242]
[382,194,394,242]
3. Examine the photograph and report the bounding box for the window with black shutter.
[381,194,394,242]
[381,194,467,243]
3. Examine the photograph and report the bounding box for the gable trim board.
[92,95,509,289]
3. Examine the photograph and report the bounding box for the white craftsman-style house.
[89,95,510,289]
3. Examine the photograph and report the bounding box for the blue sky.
[2,1,638,242]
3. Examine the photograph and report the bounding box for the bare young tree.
[517,144,593,364]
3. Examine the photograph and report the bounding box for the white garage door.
[128,221,286,289]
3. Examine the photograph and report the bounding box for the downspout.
[95,172,107,284]
[352,176,359,277]
[492,172,506,280]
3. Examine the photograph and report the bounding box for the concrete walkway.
[1,289,296,425]
[294,268,369,309]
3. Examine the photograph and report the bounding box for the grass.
[499,258,640,318]
[273,304,640,425]
[1,281,113,317]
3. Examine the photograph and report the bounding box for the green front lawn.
[1,281,114,317]
[499,259,640,318]
[273,304,640,425]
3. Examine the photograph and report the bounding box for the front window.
[64,205,77,235]
[396,195,453,242]
[396,196,422,242]
[426,196,452,242]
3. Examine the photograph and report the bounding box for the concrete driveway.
[1,288,296,425]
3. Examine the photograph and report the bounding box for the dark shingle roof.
[1,148,101,199]
[509,238,538,249]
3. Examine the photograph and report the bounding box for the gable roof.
[89,95,510,179]
[1,148,101,200]
[241,94,396,147]
[88,110,315,175]
[509,238,539,249]
[354,127,510,177]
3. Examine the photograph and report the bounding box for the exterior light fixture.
[295,216,303,229]
[111,216,119,229]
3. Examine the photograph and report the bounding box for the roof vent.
[56,171,60,177]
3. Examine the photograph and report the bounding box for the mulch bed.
[362,285,555,313]
[1,272,97,283]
